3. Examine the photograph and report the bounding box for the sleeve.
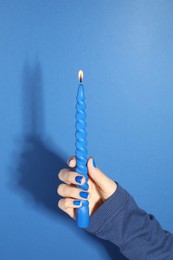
[86,184,173,260]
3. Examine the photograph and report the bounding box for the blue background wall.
[1,1,173,259]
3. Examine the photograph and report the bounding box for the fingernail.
[67,156,74,165]
[92,158,96,168]
[73,200,81,206]
[79,191,89,199]
[75,176,83,184]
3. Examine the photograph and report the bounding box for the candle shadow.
[8,58,127,260]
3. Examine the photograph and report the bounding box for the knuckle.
[58,199,62,208]
[57,185,61,195]
[58,169,71,183]
[58,170,62,179]
[58,169,64,180]
[57,184,66,195]
[58,199,65,210]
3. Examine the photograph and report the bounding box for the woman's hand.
[57,156,117,219]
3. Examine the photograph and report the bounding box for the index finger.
[58,168,85,185]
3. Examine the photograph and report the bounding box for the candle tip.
[78,70,83,83]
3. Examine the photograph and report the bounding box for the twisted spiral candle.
[75,70,89,228]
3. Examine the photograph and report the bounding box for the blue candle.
[75,70,89,228]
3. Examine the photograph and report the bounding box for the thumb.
[87,157,117,199]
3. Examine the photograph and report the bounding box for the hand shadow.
[14,134,67,220]
[9,58,74,225]
[8,59,127,260]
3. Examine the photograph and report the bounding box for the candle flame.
[78,70,83,83]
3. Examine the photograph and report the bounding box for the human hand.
[57,156,117,219]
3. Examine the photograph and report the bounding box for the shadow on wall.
[9,59,127,260]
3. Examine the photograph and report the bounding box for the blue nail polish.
[92,158,96,167]
[73,200,81,206]
[75,176,83,184]
[79,191,89,199]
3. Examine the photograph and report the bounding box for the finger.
[87,157,117,199]
[67,156,76,168]
[58,168,86,185]
[58,198,81,219]
[58,198,82,210]
[57,184,90,200]
[87,157,113,189]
